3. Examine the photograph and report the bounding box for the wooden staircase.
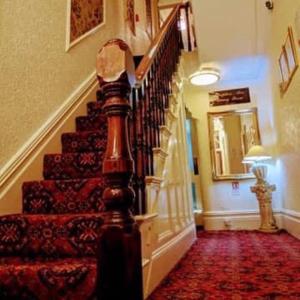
[0,3,195,299]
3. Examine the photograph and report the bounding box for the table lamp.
[243,145,272,184]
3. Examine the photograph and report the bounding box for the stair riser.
[0,214,103,258]
[87,101,103,117]
[22,178,106,214]
[61,131,107,153]
[76,116,107,132]
[43,152,103,180]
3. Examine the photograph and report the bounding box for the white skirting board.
[281,209,300,239]
[202,209,300,240]
[143,223,196,298]
[203,210,282,231]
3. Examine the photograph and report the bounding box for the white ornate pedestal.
[250,183,278,232]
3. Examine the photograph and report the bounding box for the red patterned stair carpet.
[0,94,107,299]
[149,230,300,300]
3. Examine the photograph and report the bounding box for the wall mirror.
[208,108,261,180]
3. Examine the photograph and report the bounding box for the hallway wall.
[183,60,282,230]
[0,0,123,181]
[268,0,300,212]
[267,0,300,236]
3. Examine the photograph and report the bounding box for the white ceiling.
[190,0,272,84]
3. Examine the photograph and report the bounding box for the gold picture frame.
[126,0,136,36]
[207,108,260,181]
[66,0,106,51]
[279,27,298,94]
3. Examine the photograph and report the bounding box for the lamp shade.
[243,145,272,163]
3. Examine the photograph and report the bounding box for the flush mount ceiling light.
[189,68,220,86]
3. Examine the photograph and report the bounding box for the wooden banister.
[130,2,187,214]
[158,3,181,10]
[94,2,195,296]
[135,4,181,82]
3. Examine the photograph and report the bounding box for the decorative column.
[251,180,278,233]
[95,39,143,300]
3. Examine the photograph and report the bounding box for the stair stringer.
[135,60,197,298]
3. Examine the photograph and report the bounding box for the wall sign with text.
[209,88,251,107]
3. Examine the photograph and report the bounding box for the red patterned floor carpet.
[149,230,300,300]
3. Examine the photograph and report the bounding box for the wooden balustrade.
[158,2,196,52]
[132,3,184,214]
[95,3,194,298]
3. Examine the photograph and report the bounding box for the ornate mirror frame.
[208,108,261,181]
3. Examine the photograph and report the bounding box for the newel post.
[95,39,143,300]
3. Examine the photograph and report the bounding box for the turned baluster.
[96,39,143,300]
[151,64,160,147]
[146,69,155,151]
[130,88,140,214]
[140,81,151,176]
[152,59,162,128]
[135,86,147,213]
[144,75,154,176]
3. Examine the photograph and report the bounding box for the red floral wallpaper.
[70,0,104,43]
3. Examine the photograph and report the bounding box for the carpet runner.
[0,92,107,299]
[149,230,300,299]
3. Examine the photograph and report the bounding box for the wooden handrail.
[158,3,180,10]
[135,4,181,82]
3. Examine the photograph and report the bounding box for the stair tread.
[76,115,107,132]
[22,178,106,214]
[0,255,96,265]
[87,101,103,117]
[0,213,103,258]
[43,152,104,180]
[0,257,96,300]
[61,130,106,153]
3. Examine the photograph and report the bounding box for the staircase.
[0,92,107,299]
[0,2,195,299]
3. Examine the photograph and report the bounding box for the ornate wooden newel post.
[96,40,143,300]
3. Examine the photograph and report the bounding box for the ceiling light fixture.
[189,67,220,86]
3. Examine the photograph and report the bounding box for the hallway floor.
[149,230,300,299]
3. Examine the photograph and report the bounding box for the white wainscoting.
[143,223,196,298]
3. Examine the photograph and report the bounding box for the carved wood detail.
[95,39,143,300]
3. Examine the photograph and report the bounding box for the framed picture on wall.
[66,0,105,51]
[278,27,298,94]
[279,48,289,93]
[145,0,153,39]
[285,27,298,75]
[126,0,136,36]
[295,7,300,46]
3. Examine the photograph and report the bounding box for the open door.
[185,108,203,227]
